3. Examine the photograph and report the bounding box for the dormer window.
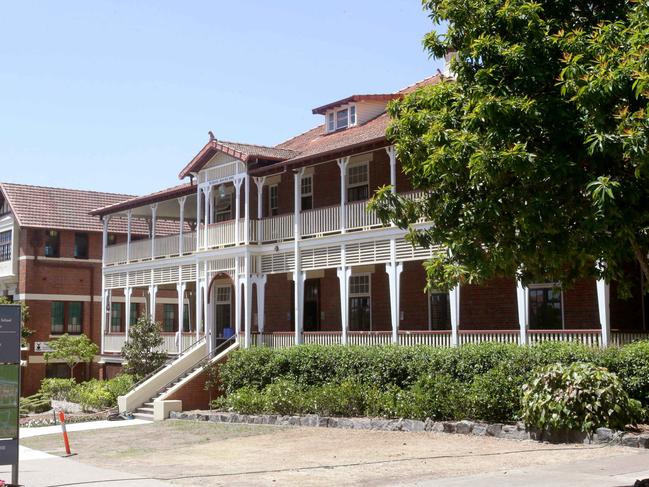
[327,104,357,133]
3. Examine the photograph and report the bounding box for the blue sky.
[0,1,442,196]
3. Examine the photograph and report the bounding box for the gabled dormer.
[312,94,399,133]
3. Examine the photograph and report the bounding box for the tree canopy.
[371,0,648,292]
[121,316,167,379]
[45,333,98,377]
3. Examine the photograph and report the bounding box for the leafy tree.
[121,316,167,379]
[370,0,648,293]
[0,296,34,345]
[44,333,98,378]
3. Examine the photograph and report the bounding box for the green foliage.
[20,393,51,415]
[39,378,76,401]
[370,0,649,292]
[521,362,643,434]
[44,334,98,376]
[215,342,649,424]
[121,316,167,379]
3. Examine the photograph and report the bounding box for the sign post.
[0,304,21,486]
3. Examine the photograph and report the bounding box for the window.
[44,230,60,257]
[529,286,563,329]
[67,302,83,334]
[336,108,349,130]
[110,303,123,333]
[429,292,451,330]
[327,112,334,132]
[51,302,83,335]
[74,233,89,259]
[349,105,356,125]
[301,176,313,211]
[183,304,190,332]
[0,231,10,262]
[130,303,139,326]
[347,163,369,202]
[215,286,232,338]
[0,198,9,216]
[215,194,233,222]
[268,185,279,216]
[163,304,175,332]
[349,275,371,331]
[46,363,70,379]
[51,302,64,334]
[107,234,117,246]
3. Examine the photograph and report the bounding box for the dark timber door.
[303,279,320,332]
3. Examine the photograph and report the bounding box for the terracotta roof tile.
[90,183,195,216]
[0,182,137,233]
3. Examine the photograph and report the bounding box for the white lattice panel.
[105,272,127,289]
[130,269,151,287]
[395,238,443,261]
[301,246,341,271]
[208,258,235,273]
[153,266,180,285]
[344,240,391,266]
[181,264,196,282]
[260,252,294,274]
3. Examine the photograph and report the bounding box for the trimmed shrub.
[397,374,467,421]
[602,341,649,420]
[521,362,644,433]
[20,393,51,415]
[39,378,76,401]
[468,366,526,422]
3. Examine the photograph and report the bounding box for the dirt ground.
[22,420,648,487]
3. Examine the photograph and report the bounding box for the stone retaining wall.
[169,410,649,449]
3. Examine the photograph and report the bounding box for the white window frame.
[346,160,370,202]
[527,283,565,329]
[215,285,232,337]
[349,273,372,331]
[301,175,313,210]
[268,184,279,216]
[214,189,233,222]
[326,104,358,133]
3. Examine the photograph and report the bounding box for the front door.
[303,279,320,332]
[214,285,232,343]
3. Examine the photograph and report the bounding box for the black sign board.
[0,306,20,364]
[0,439,18,466]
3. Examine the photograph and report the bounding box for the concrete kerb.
[169,411,649,449]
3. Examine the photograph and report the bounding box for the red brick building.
[0,183,141,395]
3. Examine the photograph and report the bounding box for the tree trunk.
[630,236,649,287]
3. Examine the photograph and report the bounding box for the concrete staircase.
[131,359,212,421]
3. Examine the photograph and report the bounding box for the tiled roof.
[311,94,399,115]
[90,183,195,217]
[0,182,136,234]
[217,141,298,161]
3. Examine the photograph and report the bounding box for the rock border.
[169,410,649,448]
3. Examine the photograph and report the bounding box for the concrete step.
[132,412,154,421]
[137,407,154,414]
[144,402,154,408]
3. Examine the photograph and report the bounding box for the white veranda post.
[177,282,186,351]
[516,278,528,345]
[337,157,350,233]
[124,287,133,339]
[337,245,351,345]
[449,285,460,346]
[386,240,403,344]
[293,168,305,345]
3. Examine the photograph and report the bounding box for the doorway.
[303,279,320,331]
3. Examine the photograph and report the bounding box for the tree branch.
[630,236,649,288]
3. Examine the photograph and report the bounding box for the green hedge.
[215,341,649,423]
[38,374,134,412]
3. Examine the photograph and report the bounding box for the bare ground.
[22,420,648,487]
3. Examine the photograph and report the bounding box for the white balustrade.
[254,332,294,348]
[103,334,126,352]
[458,330,520,346]
[303,332,342,345]
[610,331,649,347]
[398,331,452,347]
[206,221,236,248]
[346,200,382,231]
[301,206,340,237]
[129,238,152,261]
[182,232,196,253]
[104,244,128,265]
[154,234,180,259]
[527,329,602,347]
[347,331,393,346]
[258,214,294,243]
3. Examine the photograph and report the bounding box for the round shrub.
[468,365,525,422]
[521,362,643,434]
[39,378,76,401]
[602,340,649,418]
[398,374,467,421]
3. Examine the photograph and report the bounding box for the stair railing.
[153,336,237,398]
[130,335,207,392]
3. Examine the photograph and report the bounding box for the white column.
[196,186,203,250]
[177,282,186,352]
[100,217,110,354]
[243,253,253,348]
[150,204,158,259]
[337,157,349,233]
[234,257,241,339]
[178,196,187,256]
[254,176,266,219]
[255,274,267,335]
[385,145,397,194]
[449,284,460,346]
[516,278,528,345]
[101,216,110,264]
[293,168,305,345]
[148,285,158,322]
[101,289,109,353]
[597,278,611,348]
[386,240,403,344]
[203,186,211,247]
[234,178,242,245]
[337,245,351,345]
[203,268,211,352]
[126,210,132,262]
[195,270,203,340]
[244,175,251,245]
[124,287,133,340]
